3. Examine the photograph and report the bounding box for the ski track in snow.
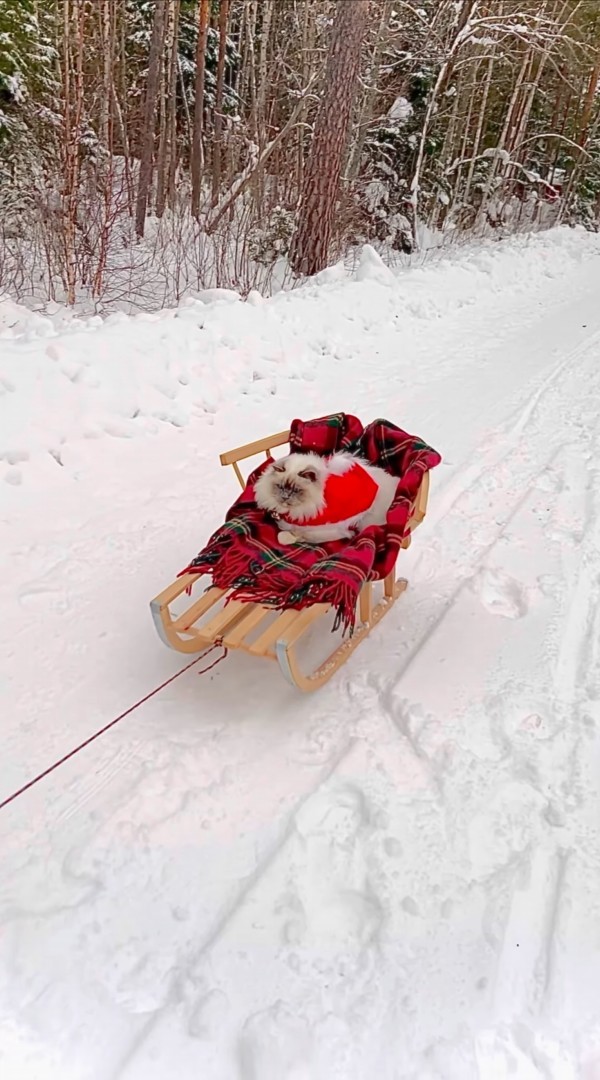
[2,231,600,1078]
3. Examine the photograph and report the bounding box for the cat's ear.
[299,468,318,483]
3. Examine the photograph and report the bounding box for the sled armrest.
[411,471,430,528]
[220,429,290,488]
[151,572,198,609]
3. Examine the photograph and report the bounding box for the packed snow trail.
[2,230,600,1078]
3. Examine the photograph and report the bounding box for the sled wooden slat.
[150,427,432,690]
[152,572,199,610]
[275,603,331,651]
[170,586,224,631]
[199,599,251,640]
[222,604,272,648]
[247,608,307,658]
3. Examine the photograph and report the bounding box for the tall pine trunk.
[289,0,369,277]
[61,0,86,303]
[191,0,210,218]
[135,0,167,238]
[211,0,231,205]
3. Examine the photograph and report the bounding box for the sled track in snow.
[110,735,359,1076]
[427,328,600,532]
[384,328,600,689]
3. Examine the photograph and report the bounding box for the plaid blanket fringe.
[180,413,442,631]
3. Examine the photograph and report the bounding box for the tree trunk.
[296,0,315,197]
[94,0,117,297]
[155,5,169,218]
[61,0,75,303]
[579,51,600,147]
[245,0,259,146]
[347,0,391,181]
[256,0,273,151]
[61,0,86,303]
[211,0,231,204]
[191,0,210,218]
[289,0,369,277]
[476,45,529,226]
[254,0,274,209]
[100,0,113,148]
[462,54,494,210]
[558,50,600,221]
[156,0,179,217]
[408,0,478,245]
[135,0,167,238]
[452,58,480,196]
[111,80,134,216]
[166,0,181,209]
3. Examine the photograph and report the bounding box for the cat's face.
[258,453,325,514]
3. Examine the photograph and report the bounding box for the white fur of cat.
[254,451,398,545]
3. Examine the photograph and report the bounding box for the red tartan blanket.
[180,413,442,630]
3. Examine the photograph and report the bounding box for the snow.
[2,226,600,1078]
[482,147,511,164]
[387,95,414,126]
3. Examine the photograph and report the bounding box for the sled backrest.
[219,432,431,526]
[220,429,290,488]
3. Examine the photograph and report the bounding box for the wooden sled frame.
[150,429,430,691]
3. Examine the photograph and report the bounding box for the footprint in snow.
[534,467,563,494]
[188,988,229,1039]
[102,418,139,439]
[45,343,63,361]
[401,896,420,917]
[474,567,529,619]
[18,582,70,612]
[290,785,384,950]
[1,448,29,465]
[485,684,563,761]
[502,707,558,745]
[4,467,22,486]
[60,361,83,382]
[102,947,174,1015]
[237,1002,314,1080]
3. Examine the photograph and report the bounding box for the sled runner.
[150,422,435,691]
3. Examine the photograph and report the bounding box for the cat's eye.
[299,469,317,482]
[272,464,285,473]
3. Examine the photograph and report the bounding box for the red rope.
[0,644,228,813]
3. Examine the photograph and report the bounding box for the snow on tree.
[0,0,599,305]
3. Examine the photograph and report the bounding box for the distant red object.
[543,183,562,203]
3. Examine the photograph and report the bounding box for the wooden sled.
[150,429,430,691]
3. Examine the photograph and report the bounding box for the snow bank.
[1,227,598,481]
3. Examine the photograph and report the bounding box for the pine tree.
[0,0,55,143]
[289,0,370,276]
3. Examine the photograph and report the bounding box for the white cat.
[254,451,398,545]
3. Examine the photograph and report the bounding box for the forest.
[1,0,599,309]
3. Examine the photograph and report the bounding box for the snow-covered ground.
[2,228,600,1079]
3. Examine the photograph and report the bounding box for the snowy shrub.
[247,206,295,266]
